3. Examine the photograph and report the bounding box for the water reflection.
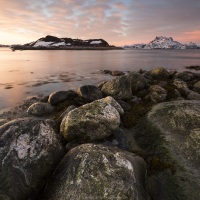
[0,48,200,109]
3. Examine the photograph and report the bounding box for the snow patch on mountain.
[90,40,102,44]
[33,41,54,47]
[124,36,200,49]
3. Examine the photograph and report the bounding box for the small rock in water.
[111,70,125,76]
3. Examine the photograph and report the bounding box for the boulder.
[43,144,149,200]
[175,71,196,81]
[101,75,132,100]
[128,72,147,93]
[77,85,103,102]
[58,105,77,122]
[134,100,200,200]
[146,85,167,103]
[48,90,77,105]
[187,90,200,100]
[27,102,54,116]
[60,97,123,142]
[111,70,125,76]
[0,118,65,200]
[150,67,170,79]
[172,79,190,96]
[193,81,200,93]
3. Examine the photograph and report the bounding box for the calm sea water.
[0,47,200,110]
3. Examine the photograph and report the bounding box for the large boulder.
[128,72,147,93]
[43,144,149,200]
[101,75,132,100]
[60,97,123,143]
[27,102,54,116]
[77,85,103,102]
[48,90,77,105]
[134,100,200,200]
[0,118,65,200]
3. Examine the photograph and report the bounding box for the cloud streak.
[0,0,200,45]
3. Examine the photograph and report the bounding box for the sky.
[0,0,200,46]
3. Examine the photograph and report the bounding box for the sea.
[0,47,200,110]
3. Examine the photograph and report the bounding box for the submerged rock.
[0,118,65,200]
[101,75,132,100]
[27,102,54,116]
[134,100,200,200]
[60,97,123,142]
[43,144,149,200]
[77,85,103,102]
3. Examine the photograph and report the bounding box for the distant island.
[11,35,122,50]
[0,44,10,47]
[124,36,200,49]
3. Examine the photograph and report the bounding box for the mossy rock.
[133,100,200,200]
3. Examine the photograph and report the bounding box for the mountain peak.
[124,36,200,49]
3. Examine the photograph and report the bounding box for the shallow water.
[0,47,200,110]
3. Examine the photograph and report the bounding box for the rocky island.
[0,67,200,200]
[11,35,122,50]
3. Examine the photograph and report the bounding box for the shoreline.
[0,67,200,199]
[11,46,123,51]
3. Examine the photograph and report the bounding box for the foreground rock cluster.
[0,67,200,200]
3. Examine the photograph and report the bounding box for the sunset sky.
[0,0,200,46]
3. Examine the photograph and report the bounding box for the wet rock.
[97,81,107,90]
[187,90,200,100]
[101,69,112,74]
[59,105,77,121]
[111,70,125,76]
[60,97,123,143]
[101,75,132,100]
[0,118,65,200]
[134,101,200,200]
[175,71,196,81]
[77,85,103,102]
[150,67,170,79]
[146,85,167,103]
[172,79,190,96]
[185,65,200,70]
[0,119,8,126]
[193,81,200,93]
[128,72,147,93]
[27,102,54,116]
[43,144,149,200]
[48,90,77,105]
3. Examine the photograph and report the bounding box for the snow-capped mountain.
[124,36,200,49]
[24,35,109,48]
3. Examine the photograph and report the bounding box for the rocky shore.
[0,67,200,200]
